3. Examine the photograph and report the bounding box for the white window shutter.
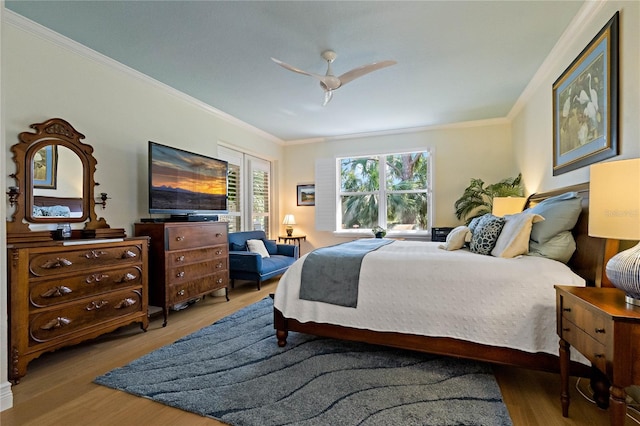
[315,158,337,231]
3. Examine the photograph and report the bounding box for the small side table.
[555,285,640,426]
[278,234,306,254]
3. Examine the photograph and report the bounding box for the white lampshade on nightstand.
[589,158,640,306]
[282,214,296,236]
[491,197,526,217]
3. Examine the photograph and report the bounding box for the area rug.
[95,298,513,425]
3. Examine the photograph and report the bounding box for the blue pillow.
[230,242,246,251]
[528,192,582,245]
[262,239,278,255]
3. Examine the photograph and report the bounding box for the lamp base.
[606,241,640,305]
[286,227,293,237]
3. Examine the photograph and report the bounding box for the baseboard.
[0,380,14,411]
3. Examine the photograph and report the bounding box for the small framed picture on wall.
[297,184,315,206]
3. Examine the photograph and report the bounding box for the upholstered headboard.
[525,182,613,287]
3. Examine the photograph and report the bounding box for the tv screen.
[148,141,228,216]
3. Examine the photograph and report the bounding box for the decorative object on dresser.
[589,158,640,306]
[134,221,230,326]
[555,286,640,426]
[7,238,149,383]
[6,118,125,244]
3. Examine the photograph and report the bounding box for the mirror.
[6,118,112,243]
[30,144,85,220]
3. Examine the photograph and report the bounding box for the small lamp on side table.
[589,158,640,306]
[283,214,296,237]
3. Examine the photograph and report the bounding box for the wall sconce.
[96,192,110,209]
[7,186,20,207]
[282,214,296,236]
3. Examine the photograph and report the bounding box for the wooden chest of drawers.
[134,221,229,326]
[8,238,149,383]
[556,285,640,426]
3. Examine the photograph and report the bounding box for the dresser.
[134,221,229,326]
[8,238,149,383]
[555,285,640,426]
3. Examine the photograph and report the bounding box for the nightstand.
[555,285,640,426]
[278,235,306,254]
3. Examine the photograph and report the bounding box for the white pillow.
[246,239,270,258]
[439,226,471,251]
[491,212,544,258]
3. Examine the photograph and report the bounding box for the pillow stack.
[442,191,582,263]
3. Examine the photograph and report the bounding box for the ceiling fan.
[271,50,397,106]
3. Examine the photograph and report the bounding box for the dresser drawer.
[167,259,228,285]
[28,288,144,345]
[167,245,227,268]
[561,296,611,345]
[29,245,143,278]
[167,272,228,304]
[560,318,608,371]
[29,266,143,308]
[166,224,227,251]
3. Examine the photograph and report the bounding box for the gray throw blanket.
[299,238,394,308]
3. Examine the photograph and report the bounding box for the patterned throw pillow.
[469,214,506,255]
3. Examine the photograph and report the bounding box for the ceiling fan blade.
[271,57,326,81]
[322,89,333,107]
[338,60,397,85]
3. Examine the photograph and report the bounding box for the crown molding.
[3,9,284,146]
[508,0,607,120]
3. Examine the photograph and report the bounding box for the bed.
[273,183,613,377]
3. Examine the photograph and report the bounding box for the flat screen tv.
[148,141,228,217]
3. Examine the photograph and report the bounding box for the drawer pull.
[41,316,72,330]
[86,300,109,311]
[216,233,222,238]
[176,236,185,242]
[41,257,73,269]
[563,308,571,312]
[216,278,224,284]
[115,298,136,309]
[216,250,223,256]
[121,250,137,259]
[216,262,223,269]
[595,354,605,359]
[86,273,109,284]
[177,289,185,296]
[116,273,137,283]
[562,327,571,332]
[176,255,185,262]
[176,271,185,278]
[84,250,107,259]
[595,328,606,334]
[41,286,72,298]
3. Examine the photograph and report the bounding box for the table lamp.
[282,214,296,236]
[589,158,640,306]
[491,197,526,217]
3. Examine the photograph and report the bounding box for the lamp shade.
[589,158,640,240]
[282,214,296,225]
[491,197,526,217]
[589,158,640,306]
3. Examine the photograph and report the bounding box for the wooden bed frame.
[274,183,611,377]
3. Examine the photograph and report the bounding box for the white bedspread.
[274,240,588,363]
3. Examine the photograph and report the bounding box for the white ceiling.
[5,1,585,142]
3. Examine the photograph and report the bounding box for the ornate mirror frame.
[7,118,110,243]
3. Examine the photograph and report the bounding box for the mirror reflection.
[31,144,84,219]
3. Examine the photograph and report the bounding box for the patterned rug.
[95,298,512,425]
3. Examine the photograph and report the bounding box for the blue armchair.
[228,231,299,290]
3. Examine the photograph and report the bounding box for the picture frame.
[33,145,58,189]
[297,184,315,206]
[552,12,618,176]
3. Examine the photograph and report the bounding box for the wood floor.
[1,278,635,426]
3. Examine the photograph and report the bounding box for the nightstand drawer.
[560,318,608,371]
[560,295,611,345]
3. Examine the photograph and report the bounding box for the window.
[217,146,271,235]
[338,151,431,233]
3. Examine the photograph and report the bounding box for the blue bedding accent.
[299,238,393,308]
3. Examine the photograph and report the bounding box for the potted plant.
[454,174,523,224]
[372,226,387,238]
